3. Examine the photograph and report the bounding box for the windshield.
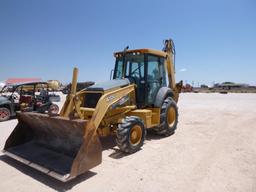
[0,85,14,94]
[114,53,145,79]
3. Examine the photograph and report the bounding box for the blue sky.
[0,0,255,86]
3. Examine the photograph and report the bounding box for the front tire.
[0,107,11,122]
[116,116,146,153]
[155,97,178,136]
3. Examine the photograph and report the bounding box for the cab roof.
[114,48,168,58]
[12,81,48,87]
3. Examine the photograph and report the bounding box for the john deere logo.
[106,95,116,102]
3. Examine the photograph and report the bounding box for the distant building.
[5,78,42,85]
[181,83,193,92]
[200,84,208,88]
[214,82,249,90]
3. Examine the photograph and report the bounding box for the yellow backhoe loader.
[3,39,182,182]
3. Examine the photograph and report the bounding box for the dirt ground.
[0,93,256,192]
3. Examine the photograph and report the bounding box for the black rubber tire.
[116,116,146,153]
[0,107,11,122]
[155,97,178,136]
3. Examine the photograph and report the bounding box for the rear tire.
[116,116,146,153]
[155,97,178,136]
[0,107,11,122]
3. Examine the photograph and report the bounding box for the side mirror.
[110,69,114,80]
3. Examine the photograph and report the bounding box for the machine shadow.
[100,135,132,159]
[0,133,169,190]
[0,136,123,190]
[0,136,117,191]
[104,131,167,159]
[0,155,96,191]
[145,129,168,140]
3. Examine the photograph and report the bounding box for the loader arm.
[86,84,136,132]
[60,67,79,117]
[70,84,136,176]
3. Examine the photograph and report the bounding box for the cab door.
[146,55,166,105]
[126,58,146,107]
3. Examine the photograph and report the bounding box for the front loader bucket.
[3,112,102,182]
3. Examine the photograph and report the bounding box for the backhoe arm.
[163,39,182,102]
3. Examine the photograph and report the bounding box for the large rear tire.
[116,116,146,153]
[155,97,178,136]
[0,107,11,122]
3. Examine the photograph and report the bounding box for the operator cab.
[113,49,168,108]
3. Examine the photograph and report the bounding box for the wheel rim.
[167,106,176,127]
[130,125,142,146]
[49,105,59,114]
[0,108,10,120]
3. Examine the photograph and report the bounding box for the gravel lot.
[0,93,256,192]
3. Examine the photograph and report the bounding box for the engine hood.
[86,78,131,92]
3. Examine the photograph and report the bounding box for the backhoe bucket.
[3,112,102,182]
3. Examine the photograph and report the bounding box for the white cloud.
[179,68,187,72]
